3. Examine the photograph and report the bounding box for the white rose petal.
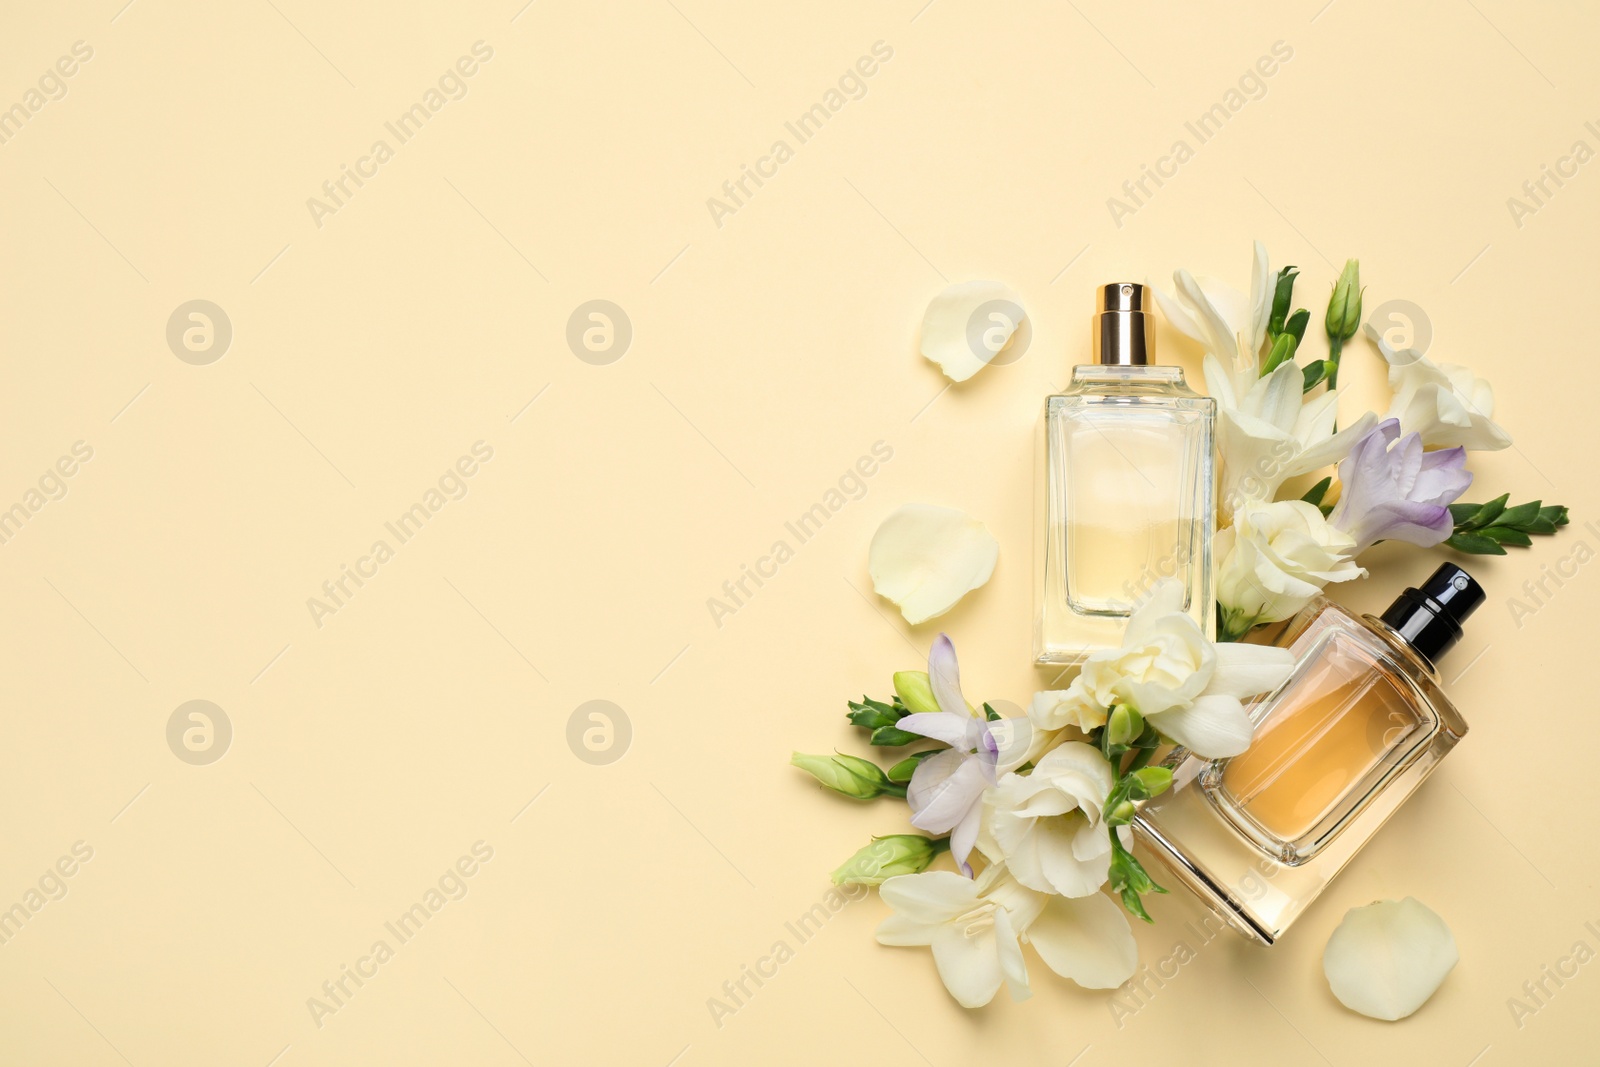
[868,504,998,625]
[1323,898,1459,1021]
[919,280,1026,382]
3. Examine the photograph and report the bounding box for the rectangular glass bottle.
[1132,565,1483,944]
[1035,283,1215,665]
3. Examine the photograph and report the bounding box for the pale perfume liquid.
[1062,415,1189,615]
[1035,368,1213,663]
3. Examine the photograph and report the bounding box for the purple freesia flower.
[898,634,1029,877]
[1329,418,1471,553]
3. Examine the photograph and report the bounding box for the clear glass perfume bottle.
[1035,283,1215,664]
[1134,564,1484,944]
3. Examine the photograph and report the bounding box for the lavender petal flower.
[1329,418,1472,553]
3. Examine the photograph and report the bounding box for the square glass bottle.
[1035,283,1215,664]
[1133,564,1484,944]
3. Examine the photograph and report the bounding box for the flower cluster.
[1157,243,1560,640]
[793,244,1571,1012]
[792,584,1293,1006]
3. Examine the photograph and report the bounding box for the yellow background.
[1,1,1595,1064]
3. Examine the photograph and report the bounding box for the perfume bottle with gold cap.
[1133,564,1484,945]
[1035,283,1216,665]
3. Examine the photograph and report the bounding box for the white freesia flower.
[982,742,1118,897]
[920,280,1026,383]
[1323,898,1459,1021]
[875,863,1137,1008]
[1050,579,1294,758]
[1151,240,1271,405]
[1214,499,1366,640]
[1214,361,1380,515]
[1027,688,1108,735]
[1372,337,1512,451]
[1152,246,1376,513]
[869,504,998,625]
[1215,499,1365,635]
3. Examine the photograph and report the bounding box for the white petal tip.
[868,504,998,625]
[919,281,1027,382]
[1324,897,1459,1021]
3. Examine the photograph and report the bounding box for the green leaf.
[1482,526,1533,547]
[1497,501,1541,528]
[886,749,938,783]
[846,697,903,731]
[1301,476,1333,508]
[1107,830,1166,924]
[1119,887,1155,924]
[1267,266,1299,341]
[982,702,1001,722]
[1459,494,1510,530]
[1284,307,1310,345]
[1301,360,1330,392]
[844,697,908,729]
[1445,531,1507,555]
[868,725,922,747]
[1538,505,1570,527]
[1450,496,1571,548]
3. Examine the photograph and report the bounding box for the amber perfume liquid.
[1034,284,1215,665]
[1133,565,1482,944]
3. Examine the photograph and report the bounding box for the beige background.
[1,0,1595,1064]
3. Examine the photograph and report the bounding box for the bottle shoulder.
[1048,365,1214,406]
[1272,599,1465,729]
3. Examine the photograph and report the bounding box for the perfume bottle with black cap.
[1035,283,1216,664]
[1133,564,1485,944]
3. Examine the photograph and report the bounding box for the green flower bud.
[1325,259,1362,341]
[1106,704,1144,748]
[831,834,950,885]
[1128,765,1173,799]
[1106,799,1137,826]
[893,671,940,716]
[791,752,897,800]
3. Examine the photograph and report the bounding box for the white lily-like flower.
[1215,499,1366,639]
[1369,334,1512,451]
[897,635,1029,876]
[1214,361,1380,516]
[1027,688,1109,737]
[1150,240,1272,405]
[1152,245,1376,514]
[875,863,1137,1008]
[982,742,1118,897]
[1056,579,1295,758]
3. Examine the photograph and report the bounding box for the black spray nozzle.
[1379,563,1485,666]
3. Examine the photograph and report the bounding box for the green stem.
[1125,746,1156,774]
[1326,333,1344,389]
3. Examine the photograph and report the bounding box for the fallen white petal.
[919,280,1026,382]
[1323,898,1459,1021]
[869,504,998,625]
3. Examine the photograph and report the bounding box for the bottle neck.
[1361,614,1443,682]
[1068,364,1192,391]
